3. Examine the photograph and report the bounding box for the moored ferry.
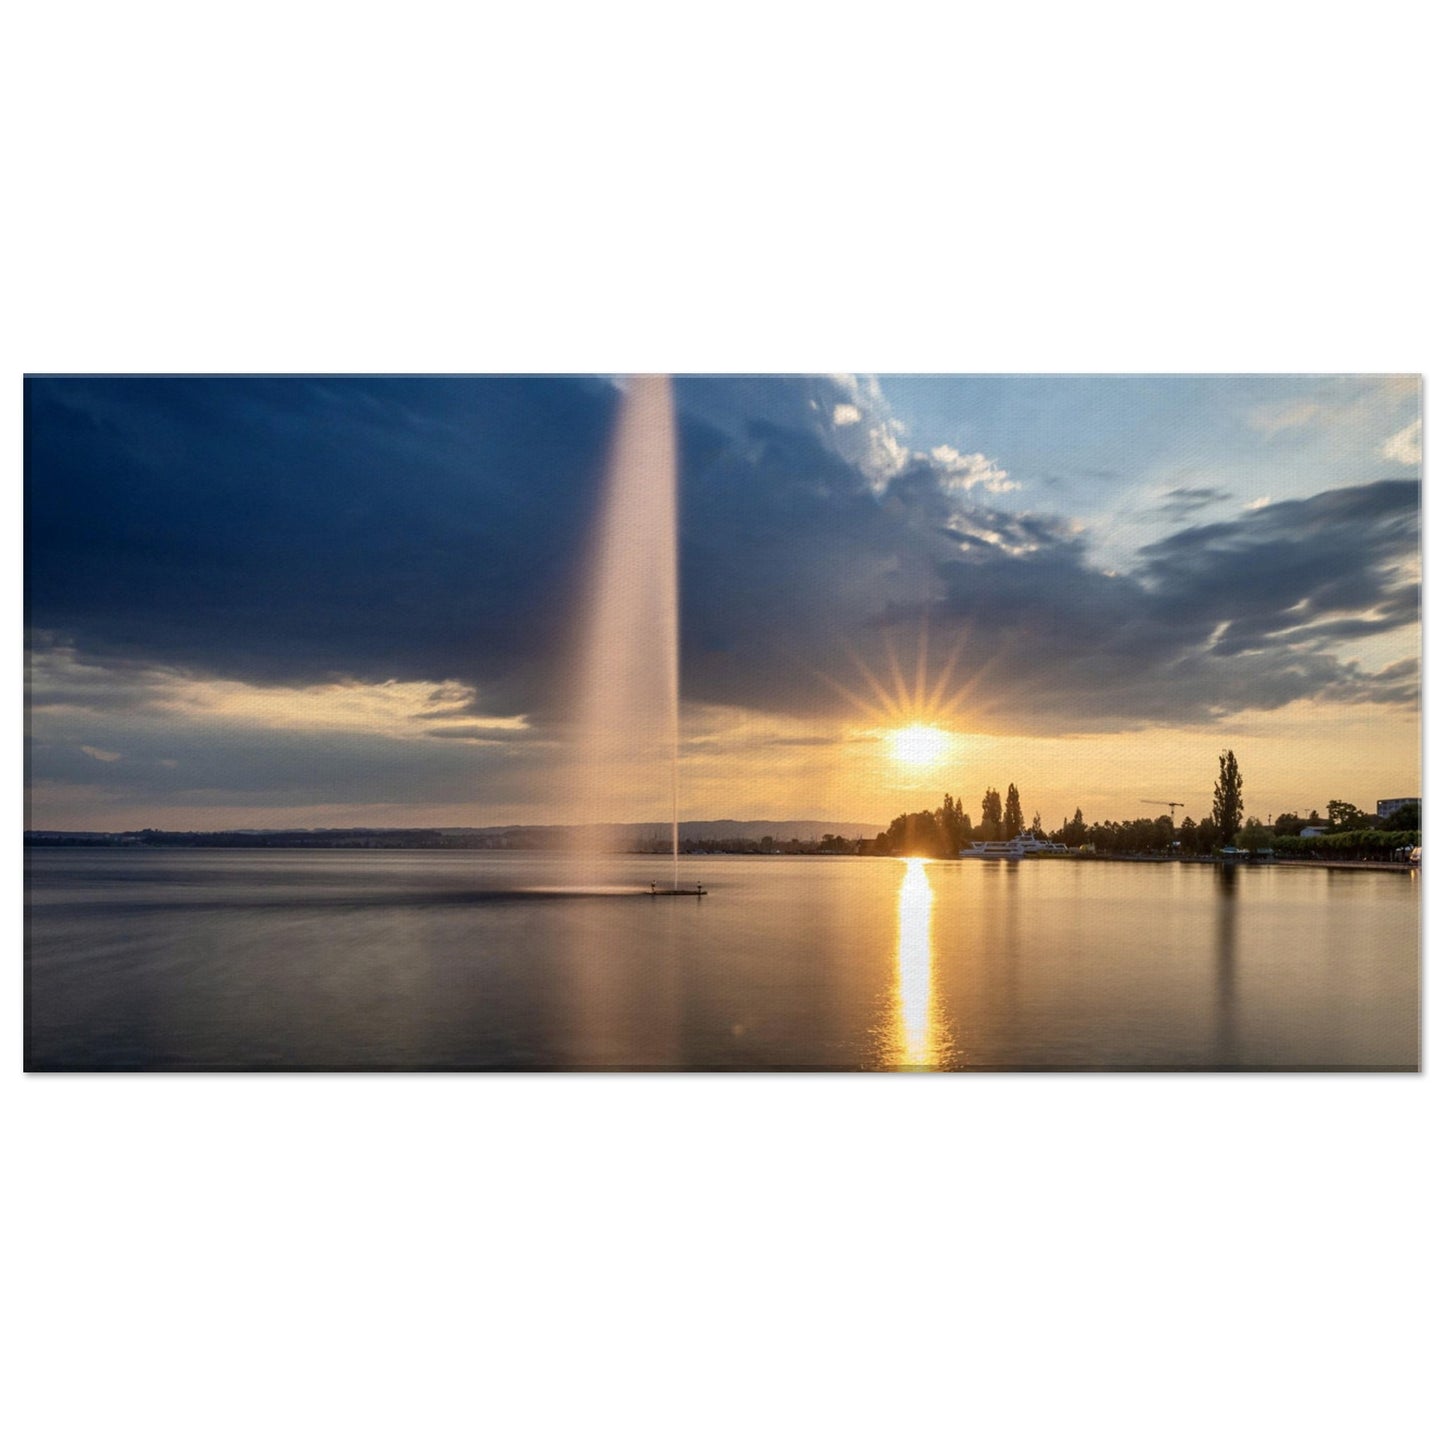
[961,833,1070,859]
[962,840,1024,859]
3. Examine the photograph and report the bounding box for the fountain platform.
[650,885,707,896]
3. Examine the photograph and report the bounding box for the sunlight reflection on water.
[884,858,952,1070]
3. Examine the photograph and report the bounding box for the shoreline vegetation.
[859,751,1419,866]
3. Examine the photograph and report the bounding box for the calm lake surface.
[25,849,1419,1070]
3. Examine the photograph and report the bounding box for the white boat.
[961,834,1070,859]
[962,840,1025,859]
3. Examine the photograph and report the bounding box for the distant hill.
[658,819,879,842]
[25,819,884,850]
[439,819,883,842]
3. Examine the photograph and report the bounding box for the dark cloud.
[923,481,1420,725]
[27,707,559,811]
[25,376,617,716]
[678,411,1417,729]
[1136,482,1419,659]
[1147,485,1235,522]
[676,455,1418,729]
[25,377,1421,760]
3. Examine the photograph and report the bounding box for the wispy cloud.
[1382,417,1421,467]
[1246,377,1420,464]
[29,647,530,740]
[1249,399,1323,437]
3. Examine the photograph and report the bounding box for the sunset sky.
[25,374,1421,833]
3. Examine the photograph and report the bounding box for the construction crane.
[1141,799,1185,824]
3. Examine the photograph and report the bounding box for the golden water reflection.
[886,857,948,1069]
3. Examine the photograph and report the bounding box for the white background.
[6,3,1439,1442]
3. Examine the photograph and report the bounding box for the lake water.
[24,849,1420,1070]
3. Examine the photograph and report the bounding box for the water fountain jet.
[565,376,699,895]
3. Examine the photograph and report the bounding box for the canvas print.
[23,375,1421,1070]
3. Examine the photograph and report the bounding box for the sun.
[891,723,951,767]
[815,617,982,764]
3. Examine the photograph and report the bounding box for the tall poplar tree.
[1003,783,1024,839]
[980,787,1003,841]
[1212,750,1244,843]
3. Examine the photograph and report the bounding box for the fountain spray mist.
[568,376,680,886]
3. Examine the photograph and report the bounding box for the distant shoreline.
[21,820,881,852]
[22,839,1417,872]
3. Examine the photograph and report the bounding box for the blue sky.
[874,373,1420,557]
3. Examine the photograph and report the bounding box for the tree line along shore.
[862,751,1420,863]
